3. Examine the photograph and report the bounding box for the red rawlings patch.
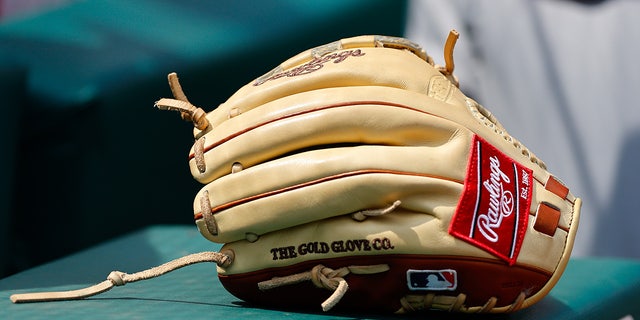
[449,135,533,265]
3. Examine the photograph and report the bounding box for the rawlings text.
[254,49,366,86]
[477,156,514,243]
[449,135,533,265]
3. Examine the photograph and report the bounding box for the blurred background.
[0,0,409,278]
[0,0,638,279]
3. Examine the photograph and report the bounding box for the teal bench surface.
[1,225,639,319]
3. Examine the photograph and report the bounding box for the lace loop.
[258,264,389,311]
[193,136,207,173]
[351,200,401,221]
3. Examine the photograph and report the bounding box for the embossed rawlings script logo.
[253,49,365,86]
[477,156,515,243]
[449,135,533,266]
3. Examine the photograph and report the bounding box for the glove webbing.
[10,251,233,303]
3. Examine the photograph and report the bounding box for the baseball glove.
[10,31,580,314]
[152,30,580,313]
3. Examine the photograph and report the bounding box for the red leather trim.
[534,203,561,237]
[545,176,569,199]
[218,254,551,313]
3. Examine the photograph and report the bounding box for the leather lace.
[397,291,526,314]
[258,264,390,312]
[10,251,233,303]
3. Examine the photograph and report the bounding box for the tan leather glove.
[154,31,580,314]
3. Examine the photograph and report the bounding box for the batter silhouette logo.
[407,269,457,291]
[449,135,533,265]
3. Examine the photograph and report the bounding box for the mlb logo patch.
[407,269,457,291]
